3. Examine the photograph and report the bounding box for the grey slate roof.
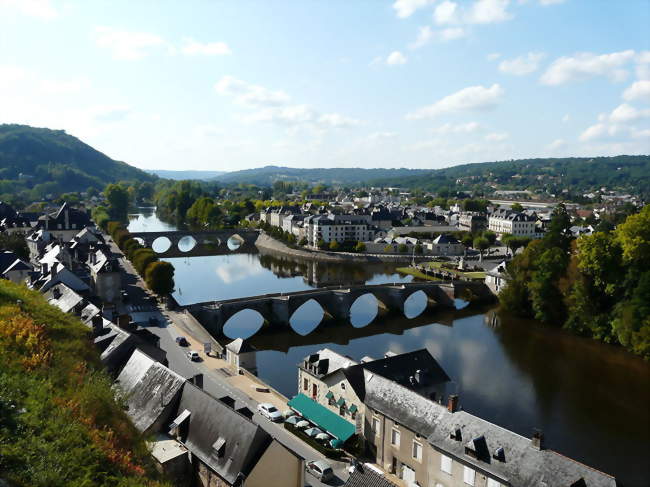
[427,410,617,487]
[343,465,398,487]
[173,382,272,485]
[115,349,185,434]
[360,349,450,388]
[44,283,84,313]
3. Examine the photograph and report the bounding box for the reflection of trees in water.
[490,308,650,464]
[257,251,402,287]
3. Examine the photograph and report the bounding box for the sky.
[1,0,649,172]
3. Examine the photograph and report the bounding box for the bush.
[398,244,409,253]
[354,241,366,252]
[299,237,308,246]
[317,239,327,250]
[329,241,340,251]
[132,248,157,275]
[383,245,393,253]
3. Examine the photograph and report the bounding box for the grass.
[0,280,172,487]
[397,260,486,280]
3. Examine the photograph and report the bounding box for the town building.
[485,261,509,295]
[458,212,487,233]
[426,234,465,256]
[34,202,92,241]
[304,214,376,247]
[488,209,537,237]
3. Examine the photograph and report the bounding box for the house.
[488,209,537,237]
[304,215,376,247]
[0,251,32,284]
[458,212,487,233]
[225,338,257,375]
[343,464,398,487]
[87,246,121,305]
[427,234,465,256]
[485,261,509,295]
[34,202,92,241]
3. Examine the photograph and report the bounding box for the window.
[487,479,503,487]
[463,466,475,486]
[303,378,308,391]
[412,441,422,461]
[440,454,452,474]
[340,382,346,390]
[373,418,380,436]
[391,429,400,447]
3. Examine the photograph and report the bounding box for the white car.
[187,350,200,361]
[257,403,283,422]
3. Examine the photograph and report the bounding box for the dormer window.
[212,437,226,457]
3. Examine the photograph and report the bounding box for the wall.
[245,439,304,487]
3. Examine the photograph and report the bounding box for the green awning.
[349,404,358,413]
[325,391,334,399]
[288,394,355,442]
[336,397,346,407]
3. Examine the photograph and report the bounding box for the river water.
[128,209,650,486]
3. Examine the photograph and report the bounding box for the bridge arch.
[289,299,325,335]
[223,309,266,339]
[227,234,245,251]
[403,290,428,319]
[349,292,379,328]
[152,236,172,253]
[178,235,198,252]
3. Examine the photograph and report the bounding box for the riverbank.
[397,261,487,282]
[255,232,432,263]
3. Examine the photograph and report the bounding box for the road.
[108,236,350,487]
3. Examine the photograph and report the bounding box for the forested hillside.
[0,124,155,203]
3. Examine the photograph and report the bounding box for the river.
[128,208,650,486]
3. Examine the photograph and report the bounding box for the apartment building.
[457,212,487,233]
[488,209,537,237]
[304,214,375,246]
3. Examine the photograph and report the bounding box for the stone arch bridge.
[128,229,259,258]
[184,280,491,336]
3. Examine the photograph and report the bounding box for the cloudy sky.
[1,0,649,171]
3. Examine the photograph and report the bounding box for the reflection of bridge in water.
[183,280,493,337]
[129,229,259,258]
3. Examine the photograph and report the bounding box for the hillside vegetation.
[0,280,171,487]
[0,124,155,203]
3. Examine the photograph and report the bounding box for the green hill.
[0,124,155,202]
[212,165,429,185]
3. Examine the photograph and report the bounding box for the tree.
[460,233,473,247]
[354,241,366,252]
[545,203,572,251]
[299,237,308,246]
[383,244,394,253]
[415,244,423,254]
[473,236,490,261]
[132,248,157,275]
[145,261,175,295]
[483,231,497,246]
[329,241,340,251]
[104,184,129,220]
[511,202,524,212]
[614,205,650,268]
[317,239,327,250]
[502,234,531,256]
[612,271,650,359]
[398,244,408,253]
[0,233,29,260]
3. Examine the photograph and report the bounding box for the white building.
[304,215,375,246]
[488,209,537,237]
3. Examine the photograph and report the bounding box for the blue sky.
[1,0,649,172]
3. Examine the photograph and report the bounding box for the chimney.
[52,286,61,299]
[190,373,204,389]
[41,262,49,275]
[531,429,544,450]
[91,315,104,336]
[447,394,459,413]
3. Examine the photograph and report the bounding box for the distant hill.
[0,124,155,200]
[367,156,650,197]
[147,169,227,180]
[212,165,430,185]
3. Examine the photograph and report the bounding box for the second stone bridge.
[129,229,259,258]
[184,280,488,336]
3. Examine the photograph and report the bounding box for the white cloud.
[440,27,466,41]
[393,0,434,18]
[485,131,509,141]
[434,1,459,24]
[467,0,513,24]
[214,76,290,107]
[499,52,545,75]
[181,38,231,56]
[547,138,567,150]
[631,128,650,139]
[540,50,636,85]
[406,83,504,119]
[623,80,650,102]
[487,52,502,61]
[431,121,481,134]
[94,26,166,60]
[410,26,434,49]
[39,77,90,94]
[0,0,58,19]
[215,76,359,131]
[609,103,650,123]
[579,123,607,141]
[386,51,407,65]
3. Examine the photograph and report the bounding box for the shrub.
[383,245,393,253]
[354,241,366,252]
[329,241,340,251]
[398,244,408,253]
[299,237,308,246]
[317,239,327,250]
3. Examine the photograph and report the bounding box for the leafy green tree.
[383,244,394,253]
[132,248,157,275]
[614,205,650,267]
[545,203,572,251]
[398,244,408,253]
[317,239,327,250]
[145,261,175,295]
[354,241,366,252]
[104,183,129,220]
[299,237,308,246]
[473,236,490,261]
[329,241,340,251]
[511,202,524,212]
[415,243,423,254]
[612,271,650,358]
[0,233,29,260]
[483,231,497,246]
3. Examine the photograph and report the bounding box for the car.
[306,460,334,483]
[187,350,200,361]
[176,336,188,346]
[257,403,283,422]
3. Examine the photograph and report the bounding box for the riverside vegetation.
[501,204,650,359]
[0,280,172,487]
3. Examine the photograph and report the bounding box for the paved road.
[108,236,350,487]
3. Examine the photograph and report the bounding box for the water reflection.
[404,290,427,319]
[350,293,379,328]
[222,309,264,339]
[178,235,197,253]
[152,236,171,253]
[289,299,325,336]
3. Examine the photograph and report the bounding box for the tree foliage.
[145,261,175,295]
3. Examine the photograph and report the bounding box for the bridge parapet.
[129,229,259,257]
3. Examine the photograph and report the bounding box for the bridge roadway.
[129,229,259,257]
[183,280,490,336]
